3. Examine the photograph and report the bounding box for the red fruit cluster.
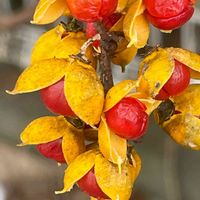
[33,0,194,198]
[40,79,76,117]
[105,97,149,140]
[156,60,190,100]
[78,168,109,199]
[36,138,65,163]
[144,0,195,30]
[66,0,118,22]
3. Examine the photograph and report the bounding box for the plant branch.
[94,22,123,94]
[99,47,114,94]
[70,34,101,64]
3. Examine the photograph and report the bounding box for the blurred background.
[0,1,200,200]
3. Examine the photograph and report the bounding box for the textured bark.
[95,22,123,94]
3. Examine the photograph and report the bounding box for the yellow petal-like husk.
[104,80,136,112]
[123,0,149,48]
[129,92,161,115]
[137,48,175,97]
[31,25,66,64]
[95,154,134,200]
[172,84,200,116]
[64,61,104,126]
[20,116,68,145]
[112,44,138,69]
[98,116,127,167]
[167,48,200,78]
[127,14,150,48]
[7,59,68,94]
[62,126,86,164]
[52,32,96,68]
[32,0,69,25]
[56,150,98,194]
[163,113,200,150]
[116,0,129,12]
[130,149,142,181]
[31,30,96,67]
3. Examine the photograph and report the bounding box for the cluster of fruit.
[8,0,200,199]
[66,0,195,30]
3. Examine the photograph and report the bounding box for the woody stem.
[95,22,115,94]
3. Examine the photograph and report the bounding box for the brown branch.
[94,22,122,94]
[70,34,101,64]
[99,47,114,94]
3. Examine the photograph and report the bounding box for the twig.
[94,22,120,94]
[70,34,101,64]
[71,21,124,94]
[99,47,114,94]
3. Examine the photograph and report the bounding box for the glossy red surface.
[36,138,65,163]
[105,97,149,140]
[78,168,108,199]
[40,79,76,117]
[145,5,194,30]
[156,60,190,100]
[102,13,122,29]
[144,0,189,18]
[66,0,118,22]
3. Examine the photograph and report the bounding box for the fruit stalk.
[99,47,113,94]
[94,22,116,94]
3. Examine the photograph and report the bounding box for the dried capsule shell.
[64,61,104,126]
[56,150,98,194]
[98,116,127,167]
[32,0,70,25]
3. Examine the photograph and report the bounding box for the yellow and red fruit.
[40,79,76,117]
[78,168,108,199]
[156,60,190,100]
[144,0,194,30]
[36,138,65,163]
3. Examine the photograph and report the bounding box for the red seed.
[105,97,149,140]
[36,138,65,163]
[78,168,108,199]
[40,79,76,117]
[156,60,190,100]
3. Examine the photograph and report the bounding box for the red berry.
[156,60,190,100]
[145,4,194,30]
[66,0,118,22]
[36,138,65,163]
[77,168,108,199]
[144,0,189,18]
[105,97,149,140]
[145,5,194,30]
[102,13,122,30]
[156,88,170,100]
[40,79,76,117]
